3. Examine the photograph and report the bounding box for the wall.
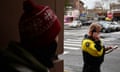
[0,0,23,49]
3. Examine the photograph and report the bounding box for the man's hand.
[105,46,112,51]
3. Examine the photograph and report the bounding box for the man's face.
[92,30,100,41]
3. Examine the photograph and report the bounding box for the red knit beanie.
[19,0,61,48]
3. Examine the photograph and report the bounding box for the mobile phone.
[113,45,118,49]
[105,45,118,54]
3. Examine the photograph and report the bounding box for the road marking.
[66,39,81,41]
[64,43,81,47]
[64,46,80,50]
[64,41,81,44]
[63,51,70,54]
[64,70,69,72]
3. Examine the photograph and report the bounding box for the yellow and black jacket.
[81,35,105,66]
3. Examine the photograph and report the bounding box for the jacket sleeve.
[82,39,104,57]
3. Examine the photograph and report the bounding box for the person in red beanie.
[19,0,61,68]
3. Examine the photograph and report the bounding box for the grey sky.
[81,0,118,9]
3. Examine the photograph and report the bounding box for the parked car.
[81,20,93,26]
[101,21,120,32]
[64,15,73,23]
[64,20,82,28]
[106,21,116,32]
[68,20,82,28]
[111,21,120,31]
[99,21,114,33]
[64,16,82,28]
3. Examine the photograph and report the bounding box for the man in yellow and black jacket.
[81,23,112,72]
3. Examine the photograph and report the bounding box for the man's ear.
[55,36,58,43]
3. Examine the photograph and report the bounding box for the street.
[59,26,120,72]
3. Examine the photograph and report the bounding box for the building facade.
[110,3,120,20]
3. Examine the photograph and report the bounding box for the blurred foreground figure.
[0,0,61,72]
[19,0,61,68]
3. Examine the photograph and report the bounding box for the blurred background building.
[64,0,120,22]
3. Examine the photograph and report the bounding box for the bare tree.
[94,1,103,9]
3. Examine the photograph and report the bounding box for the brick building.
[110,3,120,21]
